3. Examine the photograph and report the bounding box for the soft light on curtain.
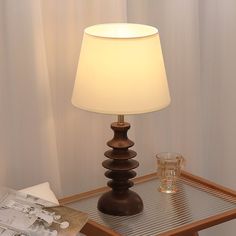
[0,0,127,196]
[0,0,61,193]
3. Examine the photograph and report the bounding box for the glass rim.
[156,152,183,161]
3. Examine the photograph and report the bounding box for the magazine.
[0,187,88,236]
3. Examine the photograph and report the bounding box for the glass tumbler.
[156,152,184,193]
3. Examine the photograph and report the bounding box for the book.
[0,187,88,235]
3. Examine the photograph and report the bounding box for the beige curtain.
[0,0,61,193]
[1,1,236,235]
[0,0,127,196]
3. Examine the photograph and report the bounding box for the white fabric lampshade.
[72,23,171,115]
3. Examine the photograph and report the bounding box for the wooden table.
[60,172,236,236]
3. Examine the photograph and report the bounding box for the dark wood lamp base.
[97,116,143,216]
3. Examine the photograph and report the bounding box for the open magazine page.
[0,187,88,236]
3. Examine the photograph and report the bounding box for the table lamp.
[72,23,171,216]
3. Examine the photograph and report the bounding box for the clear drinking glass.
[156,152,184,193]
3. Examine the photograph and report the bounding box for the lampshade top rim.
[85,23,158,39]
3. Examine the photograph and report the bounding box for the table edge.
[59,171,236,205]
[81,219,122,236]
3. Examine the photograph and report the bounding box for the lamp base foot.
[97,190,143,216]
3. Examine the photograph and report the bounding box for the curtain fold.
[0,0,61,194]
[128,0,204,176]
[0,0,127,196]
[41,0,127,196]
